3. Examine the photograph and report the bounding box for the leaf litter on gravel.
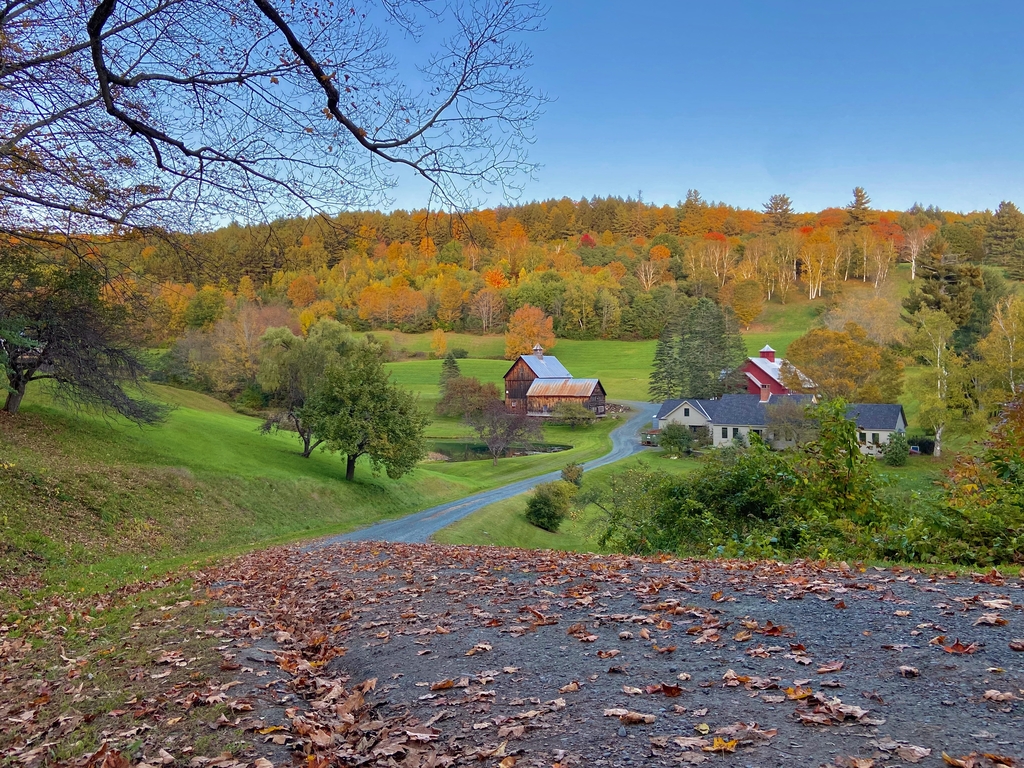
[17,541,1012,766]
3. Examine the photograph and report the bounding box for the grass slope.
[0,383,618,597]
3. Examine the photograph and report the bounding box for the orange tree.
[504,304,555,359]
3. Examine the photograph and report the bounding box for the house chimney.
[532,343,544,359]
[760,383,771,403]
[759,345,776,363]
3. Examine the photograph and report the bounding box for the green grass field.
[386,338,658,403]
[0,382,620,596]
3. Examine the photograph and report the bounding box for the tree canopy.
[0,255,164,423]
[1,0,545,239]
[306,341,428,481]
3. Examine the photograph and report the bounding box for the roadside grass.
[433,450,699,551]
[0,577,261,764]
[433,447,949,554]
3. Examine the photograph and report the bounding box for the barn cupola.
[532,343,544,360]
[759,345,776,363]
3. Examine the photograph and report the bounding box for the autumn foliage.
[504,304,556,359]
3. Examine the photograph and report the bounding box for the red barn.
[740,345,815,402]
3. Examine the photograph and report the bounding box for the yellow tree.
[785,326,882,400]
[435,276,467,329]
[978,294,1024,402]
[729,280,764,329]
[299,300,338,336]
[430,328,448,358]
[504,304,555,359]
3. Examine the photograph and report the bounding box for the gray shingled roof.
[658,394,814,427]
[710,394,813,426]
[846,403,907,431]
[656,399,686,421]
[518,354,572,379]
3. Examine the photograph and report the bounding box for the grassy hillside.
[0,384,619,597]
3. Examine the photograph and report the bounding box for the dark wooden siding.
[588,382,607,415]
[504,358,537,412]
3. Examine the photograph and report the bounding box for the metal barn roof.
[518,354,572,379]
[526,378,602,398]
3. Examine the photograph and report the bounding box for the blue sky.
[391,1,1024,214]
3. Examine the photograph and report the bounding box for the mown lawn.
[386,339,658,402]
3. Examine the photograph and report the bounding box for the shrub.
[882,432,910,466]
[659,423,693,456]
[525,480,576,532]
[552,401,596,429]
[561,462,584,487]
[451,348,470,359]
[910,437,935,455]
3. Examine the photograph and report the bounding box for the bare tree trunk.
[346,454,358,481]
[933,425,943,458]
[3,384,26,414]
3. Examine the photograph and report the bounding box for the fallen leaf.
[559,681,580,693]
[942,639,981,655]
[1008,639,1024,652]
[817,661,844,674]
[895,745,932,763]
[982,690,1017,702]
[701,737,737,753]
[673,736,710,750]
[898,666,920,678]
[784,685,813,700]
[597,649,620,659]
[974,613,1008,627]
[835,758,875,768]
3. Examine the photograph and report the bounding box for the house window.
[721,427,728,439]
[858,432,866,443]
[752,429,762,436]
[683,408,690,417]
[732,428,740,438]
[871,433,880,445]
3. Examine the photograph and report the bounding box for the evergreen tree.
[438,352,462,399]
[647,298,745,401]
[762,193,794,234]
[902,234,984,328]
[846,186,872,229]
[648,322,680,401]
[985,201,1024,276]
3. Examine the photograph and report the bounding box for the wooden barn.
[503,344,607,416]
